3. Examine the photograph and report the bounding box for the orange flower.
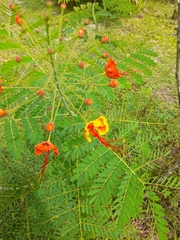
[105,58,121,79]
[0,109,7,117]
[84,116,121,152]
[35,141,58,183]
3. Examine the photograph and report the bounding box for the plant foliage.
[0,0,179,239]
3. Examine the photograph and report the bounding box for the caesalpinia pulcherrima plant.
[0,1,173,239]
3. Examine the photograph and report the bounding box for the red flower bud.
[108,79,119,88]
[101,36,109,43]
[102,52,109,58]
[85,98,93,105]
[38,90,45,97]
[78,62,84,68]
[64,17,69,22]
[85,18,90,25]
[15,56,21,62]
[48,48,53,54]
[9,3,15,10]
[78,28,85,38]
[0,109,7,117]
[47,1,52,7]
[61,2,66,9]
[46,122,55,132]
[15,15,23,25]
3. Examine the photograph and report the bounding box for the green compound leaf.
[1,56,33,75]
[113,172,144,229]
[0,41,20,50]
[71,146,111,186]
[146,187,169,240]
[131,53,156,67]
[88,156,124,208]
[4,120,24,160]
[22,117,43,144]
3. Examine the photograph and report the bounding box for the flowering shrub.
[0,1,173,240]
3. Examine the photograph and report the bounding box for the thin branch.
[175,2,180,106]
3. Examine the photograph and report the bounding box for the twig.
[175,2,180,107]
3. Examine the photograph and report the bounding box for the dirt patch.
[154,85,178,104]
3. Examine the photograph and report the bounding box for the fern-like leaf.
[88,156,124,209]
[22,117,43,144]
[71,146,111,186]
[146,186,169,240]
[4,120,24,159]
[113,171,144,229]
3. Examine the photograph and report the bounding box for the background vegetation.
[0,0,179,239]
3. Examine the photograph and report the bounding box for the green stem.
[45,18,76,116]
[50,55,76,116]
[58,8,65,38]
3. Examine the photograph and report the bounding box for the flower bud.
[61,2,66,9]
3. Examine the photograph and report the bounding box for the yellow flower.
[84,116,109,142]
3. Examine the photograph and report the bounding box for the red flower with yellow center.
[105,58,121,79]
[35,141,58,183]
[84,116,121,152]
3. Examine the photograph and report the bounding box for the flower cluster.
[6,3,124,183]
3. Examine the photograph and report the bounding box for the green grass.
[107,0,176,99]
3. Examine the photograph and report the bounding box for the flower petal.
[105,58,121,79]
[34,141,59,156]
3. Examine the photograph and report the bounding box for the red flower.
[105,58,121,79]
[84,116,121,152]
[35,141,58,183]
